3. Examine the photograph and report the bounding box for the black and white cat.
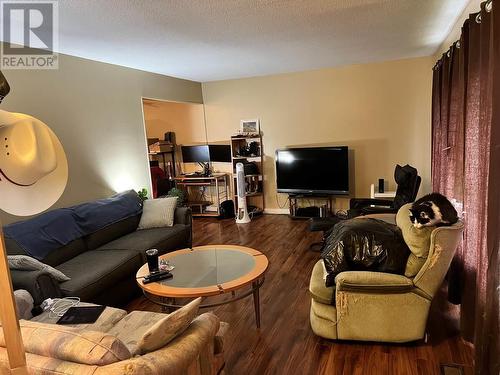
[409,193,459,228]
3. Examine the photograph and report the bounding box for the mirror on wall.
[141,98,234,217]
[142,98,208,197]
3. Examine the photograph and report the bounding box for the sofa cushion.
[42,238,88,267]
[97,225,190,260]
[309,260,334,304]
[0,320,131,366]
[84,214,141,250]
[107,310,168,355]
[138,297,201,354]
[56,250,142,301]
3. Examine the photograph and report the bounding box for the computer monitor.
[209,145,231,162]
[181,144,231,163]
[181,145,210,163]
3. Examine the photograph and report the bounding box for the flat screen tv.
[275,146,349,195]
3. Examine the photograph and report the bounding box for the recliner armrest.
[10,269,62,306]
[335,271,414,293]
[356,213,396,224]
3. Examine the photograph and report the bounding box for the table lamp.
[0,71,68,374]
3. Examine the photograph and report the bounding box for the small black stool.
[308,216,343,251]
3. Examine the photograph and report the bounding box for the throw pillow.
[137,297,201,354]
[8,255,70,282]
[396,203,435,277]
[137,197,177,230]
[0,320,131,366]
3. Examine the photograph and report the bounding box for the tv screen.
[275,147,349,195]
[181,145,210,163]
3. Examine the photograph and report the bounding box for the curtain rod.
[433,0,493,70]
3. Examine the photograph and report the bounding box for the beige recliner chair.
[309,216,464,343]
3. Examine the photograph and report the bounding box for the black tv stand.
[288,194,333,219]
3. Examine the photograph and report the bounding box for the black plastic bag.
[321,218,410,287]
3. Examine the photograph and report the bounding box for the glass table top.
[158,247,256,288]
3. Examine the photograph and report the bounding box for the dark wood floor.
[127,214,474,375]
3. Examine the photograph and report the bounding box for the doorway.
[141,98,207,198]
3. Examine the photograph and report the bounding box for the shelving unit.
[230,134,264,216]
[147,140,176,178]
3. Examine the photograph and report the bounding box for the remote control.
[143,271,173,284]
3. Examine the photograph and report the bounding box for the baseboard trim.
[264,208,289,215]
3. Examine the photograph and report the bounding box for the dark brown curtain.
[431,1,499,374]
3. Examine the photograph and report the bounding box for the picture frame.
[239,119,260,135]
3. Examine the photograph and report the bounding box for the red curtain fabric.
[432,1,499,374]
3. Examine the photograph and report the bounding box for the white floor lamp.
[0,73,68,374]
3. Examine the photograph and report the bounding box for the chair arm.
[10,269,62,306]
[356,213,396,224]
[350,198,393,209]
[96,313,221,375]
[335,271,414,293]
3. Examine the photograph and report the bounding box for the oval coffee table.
[136,245,269,328]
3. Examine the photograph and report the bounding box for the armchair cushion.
[335,271,414,293]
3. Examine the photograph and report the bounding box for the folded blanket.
[321,218,410,288]
[4,190,143,260]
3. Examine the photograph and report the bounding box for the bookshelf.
[230,134,264,216]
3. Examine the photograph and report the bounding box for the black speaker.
[296,206,320,218]
[164,132,176,144]
[378,179,384,193]
[219,200,235,219]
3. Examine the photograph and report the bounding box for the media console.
[288,194,333,219]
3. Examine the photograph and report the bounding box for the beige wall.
[0,50,202,224]
[202,56,434,212]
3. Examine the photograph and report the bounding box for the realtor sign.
[1,0,58,69]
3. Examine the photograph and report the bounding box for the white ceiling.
[52,0,469,82]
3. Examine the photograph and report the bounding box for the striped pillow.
[138,297,201,354]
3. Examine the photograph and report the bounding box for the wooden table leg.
[161,297,175,313]
[252,281,261,328]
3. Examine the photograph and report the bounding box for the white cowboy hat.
[0,110,68,216]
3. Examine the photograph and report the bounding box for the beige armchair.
[309,218,464,343]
